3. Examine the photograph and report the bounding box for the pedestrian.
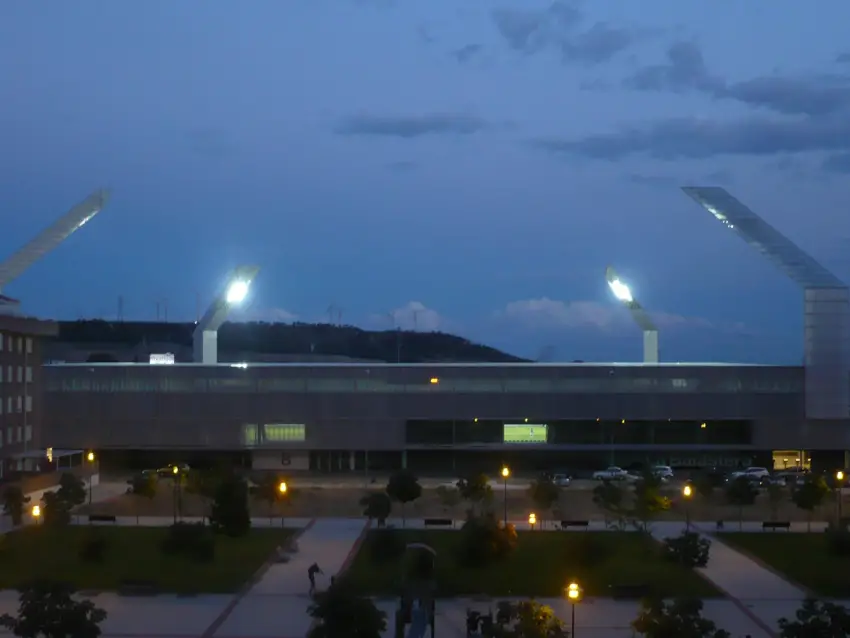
[308,562,323,595]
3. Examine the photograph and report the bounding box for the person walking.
[308,562,323,595]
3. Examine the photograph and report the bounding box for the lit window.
[16,367,22,383]
[242,424,259,447]
[263,423,306,442]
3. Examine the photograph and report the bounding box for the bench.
[88,514,117,524]
[609,583,651,600]
[423,518,453,527]
[560,520,589,530]
[762,521,791,531]
[117,580,159,596]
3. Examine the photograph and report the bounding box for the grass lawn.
[0,525,293,593]
[343,530,720,598]
[721,533,850,598]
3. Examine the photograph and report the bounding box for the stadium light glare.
[605,265,659,364]
[193,266,261,364]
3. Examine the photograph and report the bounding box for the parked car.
[552,473,572,487]
[728,466,770,481]
[156,463,190,477]
[651,465,674,480]
[592,466,629,481]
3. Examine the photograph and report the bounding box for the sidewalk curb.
[201,518,316,638]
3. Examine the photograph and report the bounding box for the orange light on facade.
[430,377,439,384]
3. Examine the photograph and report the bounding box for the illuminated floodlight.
[0,189,110,294]
[605,265,658,364]
[193,265,261,364]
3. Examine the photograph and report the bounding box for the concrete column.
[402,450,407,470]
[349,451,355,471]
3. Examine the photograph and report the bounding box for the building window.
[6,367,10,382]
[25,338,32,354]
[16,427,22,443]
[25,396,31,412]
[0,333,3,350]
[5,428,10,446]
[24,425,31,442]
[16,396,21,413]
[6,397,10,413]
[0,365,3,383]
[16,367,22,383]
[25,367,32,383]
[241,424,259,447]
[263,423,306,442]
[0,428,3,447]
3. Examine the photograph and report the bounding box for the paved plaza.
[0,482,841,637]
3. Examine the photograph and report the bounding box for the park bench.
[609,583,651,599]
[117,579,159,596]
[88,514,117,523]
[762,521,791,531]
[559,520,589,530]
[423,518,453,527]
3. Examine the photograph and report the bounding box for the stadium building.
[32,187,850,475]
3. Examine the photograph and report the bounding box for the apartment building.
[0,301,57,477]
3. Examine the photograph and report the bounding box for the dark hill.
[55,320,527,363]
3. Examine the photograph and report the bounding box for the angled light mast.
[682,186,849,420]
[193,266,260,364]
[606,265,659,364]
[0,190,110,294]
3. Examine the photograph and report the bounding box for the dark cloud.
[335,113,488,138]
[628,170,734,188]
[531,115,850,161]
[453,44,482,64]
[491,2,640,65]
[625,41,850,116]
[823,152,850,173]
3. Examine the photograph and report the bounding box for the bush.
[663,531,711,568]
[456,513,517,568]
[78,531,108,564]
[826,528,850,557]
[368,528,406,565]
[160,522,215,562]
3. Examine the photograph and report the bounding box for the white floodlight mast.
[606,265,659,364]
[193,265,260,364]
[0,189,110,293]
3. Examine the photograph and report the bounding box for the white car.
[729,466,771,482]
[652,465,674,480]
[593,466,629,481]
[552,474,571,487]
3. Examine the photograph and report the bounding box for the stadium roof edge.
[44,361,790,368]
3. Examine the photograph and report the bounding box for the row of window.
[0,366,33,384]
[0,425,32,447]
[48,375,803,394]
[242,423,307,446]
[0,335,32,355]
[0,396,33,415]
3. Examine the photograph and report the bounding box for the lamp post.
[837,471,845,523]
[606,266,659,363]
[682,483,693,531]
[31,504,41,525]
[278,481,288,528]
[528,512,536,531]
[566,581,582,637]
[172,465,180,524]
[86,451,96,505]
[501,466,510,527]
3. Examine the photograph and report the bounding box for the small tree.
[2,485,30,527]
[456,474,492,516]
[128,473,157,525]
[592,481,625,529]
[632,598,730,638]
[526,478,560,530]
[308,582,387,638]
[435,485,461,525]
[457,513,517,568]
[56,473,86,515]
[209,474,251,538]
[724,477,758,530]
[484,600,567,637]
[792,477,830,532]
[778,598,850,637]
[360,492,391,527]
[385,470,422,528]
[41,491,71,528]
[630,471,670,532]
[663,531,711,568]
[0,580,107,638]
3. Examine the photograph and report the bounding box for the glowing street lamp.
[31,504,41,523]
[528,512,537,530]
[566,581,582,636]
[501,467,510,527]
[605,265,659,364]
[278,481,289,527]
[193,266,261,364]
[86,451,96,504]
[837,471,845,522]
[682,483,693,531]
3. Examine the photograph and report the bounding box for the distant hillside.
[54,320,528,364]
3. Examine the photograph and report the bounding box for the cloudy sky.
[3,0,850,363]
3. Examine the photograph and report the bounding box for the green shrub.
[663,531,711,568]
[78,531,108,564]
[368,528,405,564]
[456,514,517,568]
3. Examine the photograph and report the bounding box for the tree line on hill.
[56,320,527,363]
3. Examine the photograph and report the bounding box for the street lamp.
[172,465,181,523]
[31,504,41,524]
[605,265,659,364]
[528,512,536,530]
[86,452,96,505]
[193,266,261,364]
[566,581,582,637]
[278,481,288,527]
[837,471,845,522]
[501,466,510,527]
[682,484,693,531]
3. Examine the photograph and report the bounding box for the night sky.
[3,1,850,364]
